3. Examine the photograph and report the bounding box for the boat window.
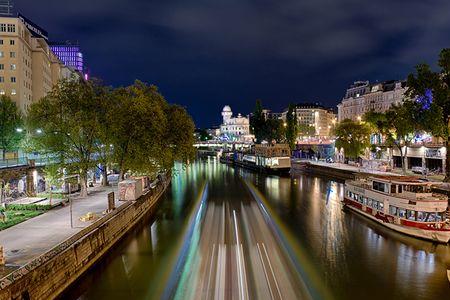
[379,202,384,211]
[358,195,364,203]
[373,181,388,193]
[417,211,426,222]
[372,200,378,209]
[390,185,396,194]
[389,206,398,215]
[363,197,368,205]
[398,209,406,218]
[407,210,416,221]
[368,199,373,207]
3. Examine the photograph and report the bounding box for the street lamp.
[16,128,23,133]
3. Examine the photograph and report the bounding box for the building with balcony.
[337,80,407,122]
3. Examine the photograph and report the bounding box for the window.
[10,64,15,70]
[0,76,3,82]
[0,24,5,32]
[373,181,388,193]
[391,185,396,194]
[389,206,398,216]
[11,77,16,83]
[11,89,16,95]
[0,52,3,58]
[407,210,416,221]
[10,52,15,58]
[9,39,14,45]
[0,40,2,45]
[7,24,15,33]
[0,64,3,70]
[0,89,4,95]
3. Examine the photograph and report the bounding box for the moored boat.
[343,175,450,243]
[234,144,291,174]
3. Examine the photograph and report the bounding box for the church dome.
[222,105,232,112]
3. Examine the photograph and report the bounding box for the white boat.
[343,175,450,243]
[234,144,291,174]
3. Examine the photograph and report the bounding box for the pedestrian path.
[0,184,121,271]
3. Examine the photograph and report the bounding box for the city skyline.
[14,0,450,127]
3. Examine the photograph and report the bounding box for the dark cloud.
[15,0,450,127]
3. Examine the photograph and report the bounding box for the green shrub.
[6,204,52,211]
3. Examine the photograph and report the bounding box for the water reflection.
[62,160,450,300]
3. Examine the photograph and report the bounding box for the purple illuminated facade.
[50,42,84,73]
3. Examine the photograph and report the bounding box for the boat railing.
[347,181,448,202]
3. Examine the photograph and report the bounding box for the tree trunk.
[80,172,88,198]
[2,150,5,160]
[102,165,108,186]
[445,138,450,182]
[398,145,406,175]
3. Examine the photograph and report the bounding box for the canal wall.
[0,175,171,300]
[292,161,355,181]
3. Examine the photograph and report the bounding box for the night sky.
[16,0,450,127]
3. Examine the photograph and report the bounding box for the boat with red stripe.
[343,175,450,243]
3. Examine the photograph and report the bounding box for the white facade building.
[337,80,407,122]
[220,105,253,142]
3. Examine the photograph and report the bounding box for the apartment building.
[0,15,79,114]
[337,80,407,122]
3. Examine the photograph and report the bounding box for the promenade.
[0,184,120,271]
[294,159,445,181]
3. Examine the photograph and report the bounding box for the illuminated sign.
[18,13,48,41]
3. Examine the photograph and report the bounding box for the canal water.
[62,158,450,300]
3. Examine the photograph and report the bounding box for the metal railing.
[0,157,28,169]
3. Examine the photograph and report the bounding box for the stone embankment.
[0,175,171,300]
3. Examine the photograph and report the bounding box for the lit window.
[0,52,3,58]
[11,89,16,95]
[7,24,15,33]
[0,90,4,95]
[10,64,15,70]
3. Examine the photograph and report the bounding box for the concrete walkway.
[0,184,121,269]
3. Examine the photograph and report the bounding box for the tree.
[250,99,265,143]
[285,103,298,150]
[108,81,194,179]
[164,105,196,168]
[43,164,63,205]
[406,48,450,179]
[334,119,371,160]
[0,96,23,160]
[27,79,104,197]
[297,124,316,137]
[265,118,285,143]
